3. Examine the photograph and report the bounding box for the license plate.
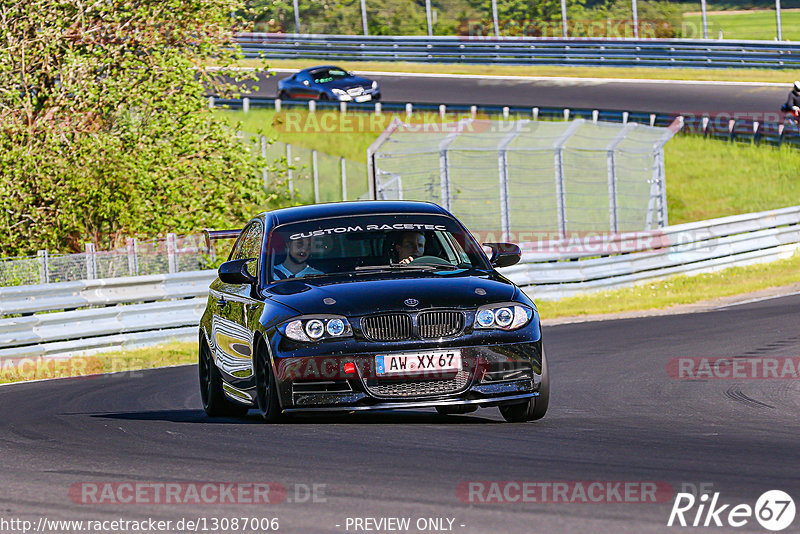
[376,350,462,376]
[355,94,372,102]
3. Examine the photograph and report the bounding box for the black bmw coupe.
[199,201,548,422]
[276,65,380,102]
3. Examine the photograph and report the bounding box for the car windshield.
[311,68,349,84]
[266,214,489,282]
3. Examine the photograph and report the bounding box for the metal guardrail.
[216,97,800,149]
[515,205,800,299]
[1,205,798,358]
[236,33,800,69]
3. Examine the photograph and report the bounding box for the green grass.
[228,108,800,225]
[683,9,800,41]
[0,342,196,384]
[665,135,800,223]
[237,59,796,84]
[536,251,800,318]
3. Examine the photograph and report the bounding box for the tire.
[436,405,478,416]
[499,349,549,423]
[254,340,283,422]
[278,90,289,100]
[199,339,249,418]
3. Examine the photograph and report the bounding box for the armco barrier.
[1,206,798,358]
[215,97,800,149]
[235,33,800,69]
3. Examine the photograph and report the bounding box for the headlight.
[281,315,352,342]
[474,304,532,331]
[371,80,378,90]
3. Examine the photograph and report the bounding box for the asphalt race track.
[256,70,790,116]
[2,294,799,533]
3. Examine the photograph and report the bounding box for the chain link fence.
[369,117,680,242]
[0,234,211,287]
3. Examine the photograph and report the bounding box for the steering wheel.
[407,255,452,266]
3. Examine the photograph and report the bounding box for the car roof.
[262,201,450,227]
[301,65,345,74]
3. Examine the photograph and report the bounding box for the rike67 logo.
[668,490,796,531]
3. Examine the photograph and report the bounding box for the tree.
[0,0,280,255]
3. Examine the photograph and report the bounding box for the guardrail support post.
[243,97,250,113]
[208,96,214,109]
[312,149,320,203]
[375,102,382,115]
[593,110,599,123]
[275,99,281,112]
[563,108,570,121]
[341,157,348,201]
[470,105,477,118]
[532,107,539,121]
[340,102,347,114]
[167,233,178,274]
[622,111,629,124]
[440,104,446,121]
[37,250,49,284]
[309,100,316,113]
[126,238,139,276]
[405,103,413,118]
[85,243,96,280]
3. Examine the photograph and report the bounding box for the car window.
[311,68,349,84]
[232,222,263,261]
[296,72,312,83]
[266,214,489,282]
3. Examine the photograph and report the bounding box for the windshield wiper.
[354,264,440,271]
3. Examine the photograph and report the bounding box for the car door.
[293,72,317,99]
[210,221,264,385]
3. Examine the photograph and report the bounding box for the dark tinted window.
[232,222,263,261]
[311,68,348,84]
[266,214,488,282]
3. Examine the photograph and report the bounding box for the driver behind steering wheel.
[393,231,426,264]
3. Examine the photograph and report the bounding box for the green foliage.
[245,0,685,37]
[0,0,287,256]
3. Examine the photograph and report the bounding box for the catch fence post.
[85,243,97,280]
[341,157,348,201]
[167,233,178,274]
[127,238,139,276]
[37,250,49,284]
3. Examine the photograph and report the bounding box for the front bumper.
[272,339,543,413]
[282,391,537,413]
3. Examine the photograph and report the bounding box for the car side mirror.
[219,258,257,285]
[483,243,521,268]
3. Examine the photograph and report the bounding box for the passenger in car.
[273,237,323,279]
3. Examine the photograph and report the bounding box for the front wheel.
[255,341,283,422]
[499,349,549,423]
[278,90,289,100]
[199,340,249,418]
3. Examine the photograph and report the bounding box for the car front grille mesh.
[362,314,412,341]
[365,370,471,398]
[418,311,463,339]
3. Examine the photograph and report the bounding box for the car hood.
[323,77,372,90]
[265,272,514,316]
